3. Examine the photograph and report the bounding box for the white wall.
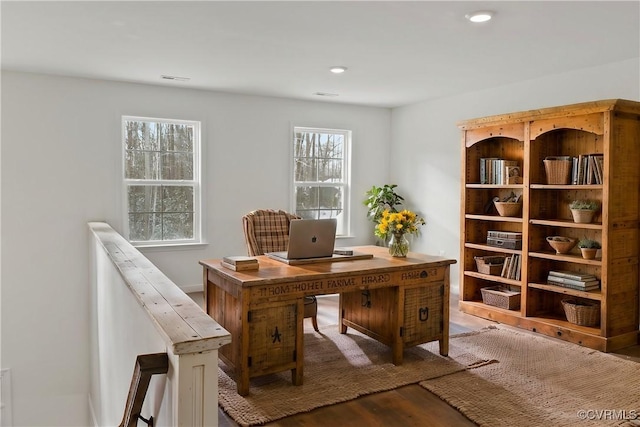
[0,71,390,426]
[391,58,640,295]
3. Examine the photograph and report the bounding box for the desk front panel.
[402,282,444,347]
[247,264,446,305]
[247,300,299,377]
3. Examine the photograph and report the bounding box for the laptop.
[266,218,337,262]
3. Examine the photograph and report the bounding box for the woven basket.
[562,299,600,326]
[481,286,521,310]
[494,201,522,217]
[474,256,506,275]
[544,158,572,185]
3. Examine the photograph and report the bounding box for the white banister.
[89,222,230,426]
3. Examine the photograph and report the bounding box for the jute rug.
[218,324,494,426]
[420,326,640,427]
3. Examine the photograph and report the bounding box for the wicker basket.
[562,299,600,326]
[543,158,572,185]
[474,256,506,275]
[481,286,521,310]
[494,201,522,217]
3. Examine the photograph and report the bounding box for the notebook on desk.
[266,218,337,262]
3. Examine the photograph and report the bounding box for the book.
[571,156,579,184]
[500,256,510,278]
[480,158,499,184]
[548,270,597,281]
[546,275,599,288]
[222,256,258,266]
[547,280,600,292]
[595,155,604,184]
[591,154,604,184]
[333,248,354,255]
[577,154,585,184]
[507,254,516,279]
[221,261,259,272]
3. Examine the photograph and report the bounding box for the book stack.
[571,153,604,185]
[479,158,519,185]
[221,256,259,272]
[500,254,521,280]
[547,270,600,291]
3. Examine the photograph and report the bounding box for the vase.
[388,232,409,257]
[571,209,595,224]
[580,248,598,260]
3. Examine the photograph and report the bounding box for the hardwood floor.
[189,291,640,426]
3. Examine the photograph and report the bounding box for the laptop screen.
[268,218,337,260]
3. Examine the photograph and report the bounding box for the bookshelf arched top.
[530,113,604,140]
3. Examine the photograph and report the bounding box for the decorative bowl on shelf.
[494,201,522,217]
[546,236,577,254]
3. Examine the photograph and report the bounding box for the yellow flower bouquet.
[375,209,425,240]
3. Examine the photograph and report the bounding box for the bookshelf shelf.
[465,214,522,223]
[529,219,602,229]
[459,99,640,352]
[464,271,522,287]
[528,282,602,301]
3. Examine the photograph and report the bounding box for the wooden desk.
[200,245,456,395]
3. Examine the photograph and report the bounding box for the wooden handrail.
[119,353,169,427]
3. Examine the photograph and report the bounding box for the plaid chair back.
[242,209,301,256]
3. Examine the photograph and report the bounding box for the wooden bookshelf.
[458,99,640,352]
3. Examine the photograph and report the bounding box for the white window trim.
[291,126,352,237]
[122,115,203,247]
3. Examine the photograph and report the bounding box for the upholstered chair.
[242,209,319,332]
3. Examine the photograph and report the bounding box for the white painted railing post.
[170,350,219,426]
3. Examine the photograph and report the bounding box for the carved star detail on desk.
[271,326,282,343]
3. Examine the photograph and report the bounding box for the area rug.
[421,326,640,427]
[218,324,495,426]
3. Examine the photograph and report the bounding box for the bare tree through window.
[293,127,350,236]
[123,117,200,244]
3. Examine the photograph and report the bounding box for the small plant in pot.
[577,238,601,259]
[363,184,405,244]
[569,199,600,224]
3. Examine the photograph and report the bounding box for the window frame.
[122,115,202,247]
[291,126,352,238]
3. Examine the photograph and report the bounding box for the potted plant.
[577,238,601,259]
[569,199,600,223]
[363,185,405,245]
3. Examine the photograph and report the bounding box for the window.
[292,127,351,236]
[123,116,201,245]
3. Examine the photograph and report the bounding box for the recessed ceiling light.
[465,11,494,23]
[329,66,347,74]
[161,75,191,82]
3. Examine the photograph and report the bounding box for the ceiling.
[2,1,639,108]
